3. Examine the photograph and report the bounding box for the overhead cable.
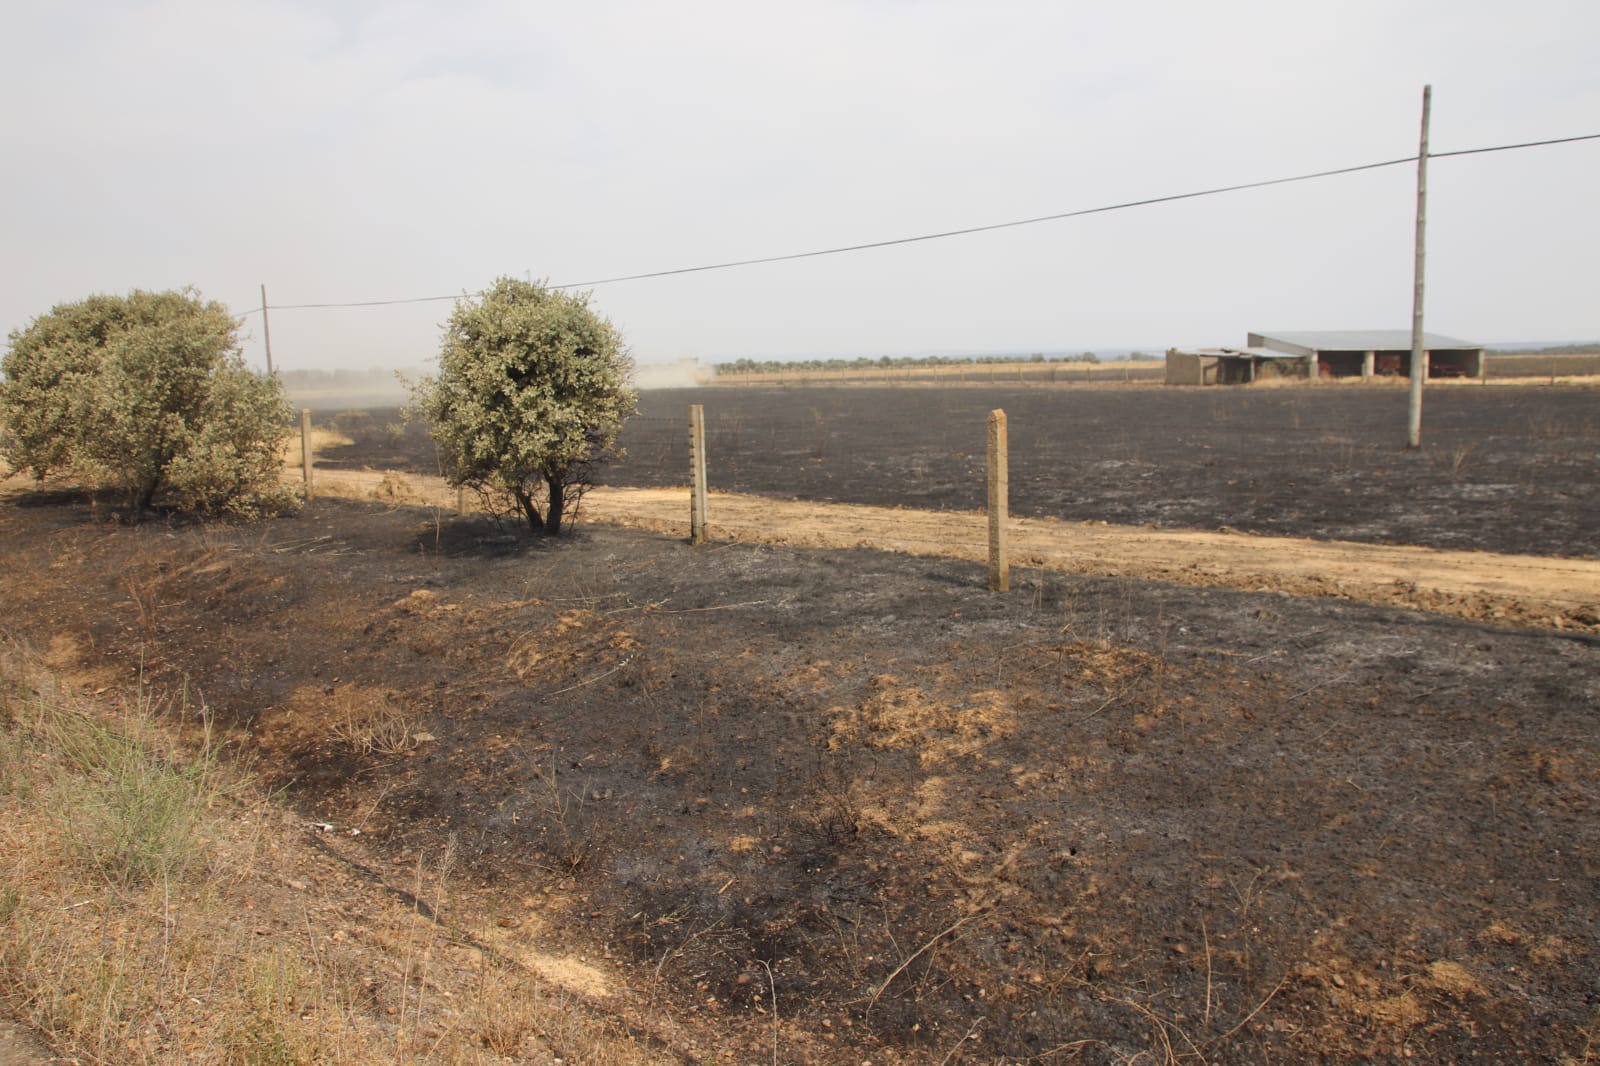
[244,131,1600,316]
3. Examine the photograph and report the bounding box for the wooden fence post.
[988,409,1009,592]
[689,404,708,544]
[300,408,313,499]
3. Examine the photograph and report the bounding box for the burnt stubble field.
[3,381,1597,1063]
[602,384,1600,558]
[325,383,1600,557]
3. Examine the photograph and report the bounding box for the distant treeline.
[1486,343,1600,355]
[716,351,1149,374]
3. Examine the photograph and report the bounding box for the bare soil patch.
[0,1022,53,1066]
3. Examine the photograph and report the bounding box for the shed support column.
[1306,355,1319,383]
[1362,350,1375,380]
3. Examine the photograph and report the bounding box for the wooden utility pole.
[987,409,1009,592]
[260,284,274,375]
[1407,85,1432,449]
[689,404,708,544]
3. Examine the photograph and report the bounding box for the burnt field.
[4,380,1598,1063]
[325,383,1600,558]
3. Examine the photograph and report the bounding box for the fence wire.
[602,405,999,561]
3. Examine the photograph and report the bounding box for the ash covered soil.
[5,383,1599,1063]
[620,384,1600,558]
[319,383,1600,558]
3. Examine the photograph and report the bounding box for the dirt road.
[321,471,1600,631]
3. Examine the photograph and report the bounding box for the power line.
[555,156,1422,290]
[244,131,1600,316]
[1431,132,1600,160]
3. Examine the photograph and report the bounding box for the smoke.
[633,358,716,390]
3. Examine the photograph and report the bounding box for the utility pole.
[260,284,275,375]
[1407,85,1431,449]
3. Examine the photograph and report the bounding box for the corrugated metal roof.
[1234,346,1310,360]
[1254,330,1480,351]
[1169,348,1309,360]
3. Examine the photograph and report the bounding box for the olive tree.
[413,278,636,535]
[0,289,292,516]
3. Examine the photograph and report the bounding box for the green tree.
[413,278,636,536]
[1,289,292,516]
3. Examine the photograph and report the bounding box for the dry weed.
[0,641,657,1065]
[328,687,420,757]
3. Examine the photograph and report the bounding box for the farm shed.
[1166,331,1484,385]
[1164,347,1304,385]
[1251,330,1484,381]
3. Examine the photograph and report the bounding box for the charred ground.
[321,383,1600,558]
[3,382,1598,1063]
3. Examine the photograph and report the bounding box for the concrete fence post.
[300,408,313,499]
[689,404,708,544]
[988,409,1009,592]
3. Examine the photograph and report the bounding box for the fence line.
[600,506,1000,569]
[660,400,1012,590]
[291,406,1003,566]
[298,379,1600,580]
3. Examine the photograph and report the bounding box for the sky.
[2,1,1596,372]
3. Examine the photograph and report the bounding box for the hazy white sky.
[2,1,1596,370]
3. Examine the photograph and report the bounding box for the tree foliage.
[0,289,292,516]
[413,278,636,535]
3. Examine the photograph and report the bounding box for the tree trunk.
[545,476,566,536]
[512,487,545,534]
[134,474,160,514]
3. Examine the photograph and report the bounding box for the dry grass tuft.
[0,641,659,1064]
[328,687,420,757]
